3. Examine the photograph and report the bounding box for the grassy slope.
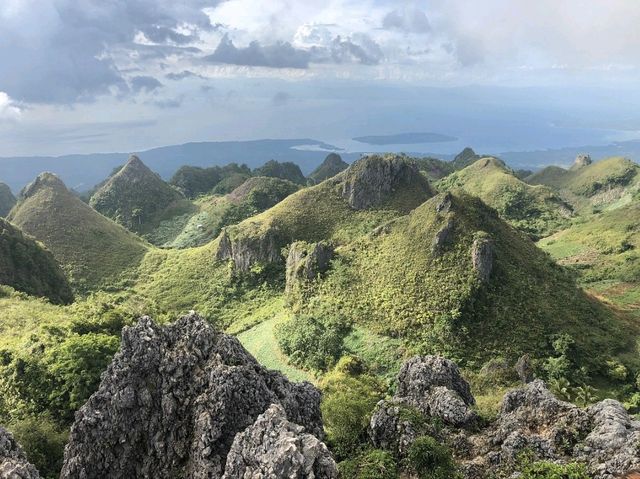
[438,158,571,238]
[302,192,634,370]
[9,174,148,293]
[527,157,640,213]
[0,218,73,304]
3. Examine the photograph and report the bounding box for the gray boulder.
[223,404,338,479]
[471,235,494,282]
[61,313,324,479]
[0,427,40,479]
[571,154,592,171]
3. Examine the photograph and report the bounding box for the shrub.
[519,459,590,479]
[606,359,628,382]
[405,436,459,479]
[9,415,68,479]
[320,364,385,459]
[340,449,397,479]
[276,314,349,371]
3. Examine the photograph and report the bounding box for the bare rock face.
[0,427,40,479]
[571,154,592,171]
[61,313,325,479]
[215,227,284,273]
[471,235,494,282]
[514,354,534,383]
[285,241,334,297]
[370,356,478,454]
[222,404,338,479]
[432,220,455,253]
[341,155,429,210]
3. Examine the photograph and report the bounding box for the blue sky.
[1,0,640,156]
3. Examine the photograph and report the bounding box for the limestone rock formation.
[285,241,334,297]
[471,234,494,282]
[0,427,40,479]
[370,356,478,453]
[341,155,431,210]
[223,404,338,479]
[432,219,455,252]
[571,153,593,171]
[309,153,349,184]
[215,227,284,273]
[61,313,326,479]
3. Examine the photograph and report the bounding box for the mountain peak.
[452,147,480,169]
[309,153,349,183]
[20,172,68,199]
[570,153,592,170]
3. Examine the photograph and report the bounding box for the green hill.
[8,173,148,292]
[308,153,349,183]
[162,176,300,249]
[451,147,481,170]
[169,163,252,199]
[253,160,306,185]
[438,157,572,238]
[0,183,16,217]
[527,157,640,212]
[294,191,631,370]
[90,155,191,238]
[217,155,434,272]
[0,219,73,304]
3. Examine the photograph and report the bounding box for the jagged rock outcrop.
[452,147,481,170]
[215,227,284,273]
[571,153,593,171]
[515,354,534,383]
[223,404,338,479]
[370,356,478,453]
[0,427,40,479]
[341,155,431,210]
[0,183,16,218]
[432,220,455,253]
[61,313,327,479]
[370,357,640,479]
[285,241,334,297]
[471,234,494,282]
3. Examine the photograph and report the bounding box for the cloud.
[382,8,431,33]
[0,92,21,121]
[165,70,203,80]
[0,0,217,104]
[206,35,311,69]
[130,76,163,93]
[206,32,383,68]
[154,97,184,108]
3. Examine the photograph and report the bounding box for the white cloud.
[0,92,21,121]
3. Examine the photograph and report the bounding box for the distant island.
[353,132,457,145]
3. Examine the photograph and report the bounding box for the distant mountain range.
[0,139,359,193]
[3,136,640,193]
[353,132,457,145]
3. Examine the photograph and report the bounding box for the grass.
[238,314,313,382]
[8,173,149,293]
[438,157,571,239]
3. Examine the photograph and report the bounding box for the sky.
[1,0,640,157]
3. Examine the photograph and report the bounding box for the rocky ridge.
[60,313,335,478]
[0,427,40,479]
[369,355,640,479]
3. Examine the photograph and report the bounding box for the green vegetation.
[253,159,306,185]
[339,449,398,479]
[0,218,73,304]
[90,155,188,238]
[8,173,148,293]
[308,153,349,183]
[405,436,459,479]
[169,163,251,198]
[159,176,299,248]
[297,192,634,373]
[414,156,455,181]
[527,157,640,213]
[517,452,590,479]
[0,182,16,217]
[439,157,571,238]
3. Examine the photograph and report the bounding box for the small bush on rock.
[405,435,459,479]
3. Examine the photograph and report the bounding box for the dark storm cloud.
[206,34,383,69]
[0,0,217,104]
